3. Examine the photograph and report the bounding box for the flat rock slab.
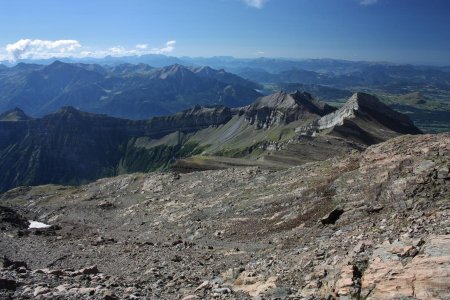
[361,235,450,300]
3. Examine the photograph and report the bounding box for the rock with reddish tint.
[361,236,450,300]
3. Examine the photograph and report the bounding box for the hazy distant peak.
[43,60,81,73]
[109,63,153,74]
[250,91,330,112]
[12,62,43,71]
[50,106,88,119]
[52,106,83,116]
[157,64,193,79]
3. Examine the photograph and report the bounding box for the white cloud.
[136,44,148,49]
[243,0,267,9]
[1,39,177,61]
[360,0,378,5]
[256,51,265,56]
[108,46,130,56]
[154,40,176,54]
[6,39,81,60]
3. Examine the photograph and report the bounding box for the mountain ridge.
[0,91,420,192]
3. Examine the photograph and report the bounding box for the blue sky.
[0,0,449,64]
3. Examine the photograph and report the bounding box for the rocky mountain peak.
[190,65,261,90]
[12,62,43,72]
[250,91,292,109]
[192,66,227,77]
[49,60,65,67]
[332,92,420,131]
[157,64,193,80]
[312,92,421,144]
[0,107,31,121]
[191,66,215,75]
[346,92,389,110]
[48,106,90,121]
[243,91,335,129]
[249,91,332,112]
[43,60,74,72]
[291,90,336,116]
[58,106,80,113]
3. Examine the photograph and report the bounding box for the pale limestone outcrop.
[316,92,417,131]
[361,235,450,300]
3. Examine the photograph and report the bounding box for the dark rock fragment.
[0,206,29,230]
[1,257,28,270]
[321,207,344,225]
[97,201,115,209]
[367,205,384,214]
[0,278,18,291]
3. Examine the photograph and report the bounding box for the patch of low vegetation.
[378,92,450,133]
[121,140,207,172]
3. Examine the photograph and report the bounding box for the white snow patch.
[28,220,51,229]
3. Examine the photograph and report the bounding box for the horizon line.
[1,55,449,68]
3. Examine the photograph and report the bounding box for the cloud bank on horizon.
[0,39,176,61]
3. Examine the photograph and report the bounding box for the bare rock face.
[243,91,335,129]
[361,235,450,300]
[335,265,361,297]
[316,92,417,131]
[313,92,421,144]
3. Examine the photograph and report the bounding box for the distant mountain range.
[2,55,449,90]
[0,91,420,192]
[0,61,261,119]
[236,64,450,94]
[2,56,449,107]
[1,58,449,133]
[3,55,449,73]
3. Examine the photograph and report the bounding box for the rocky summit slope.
[1,133,449,299]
